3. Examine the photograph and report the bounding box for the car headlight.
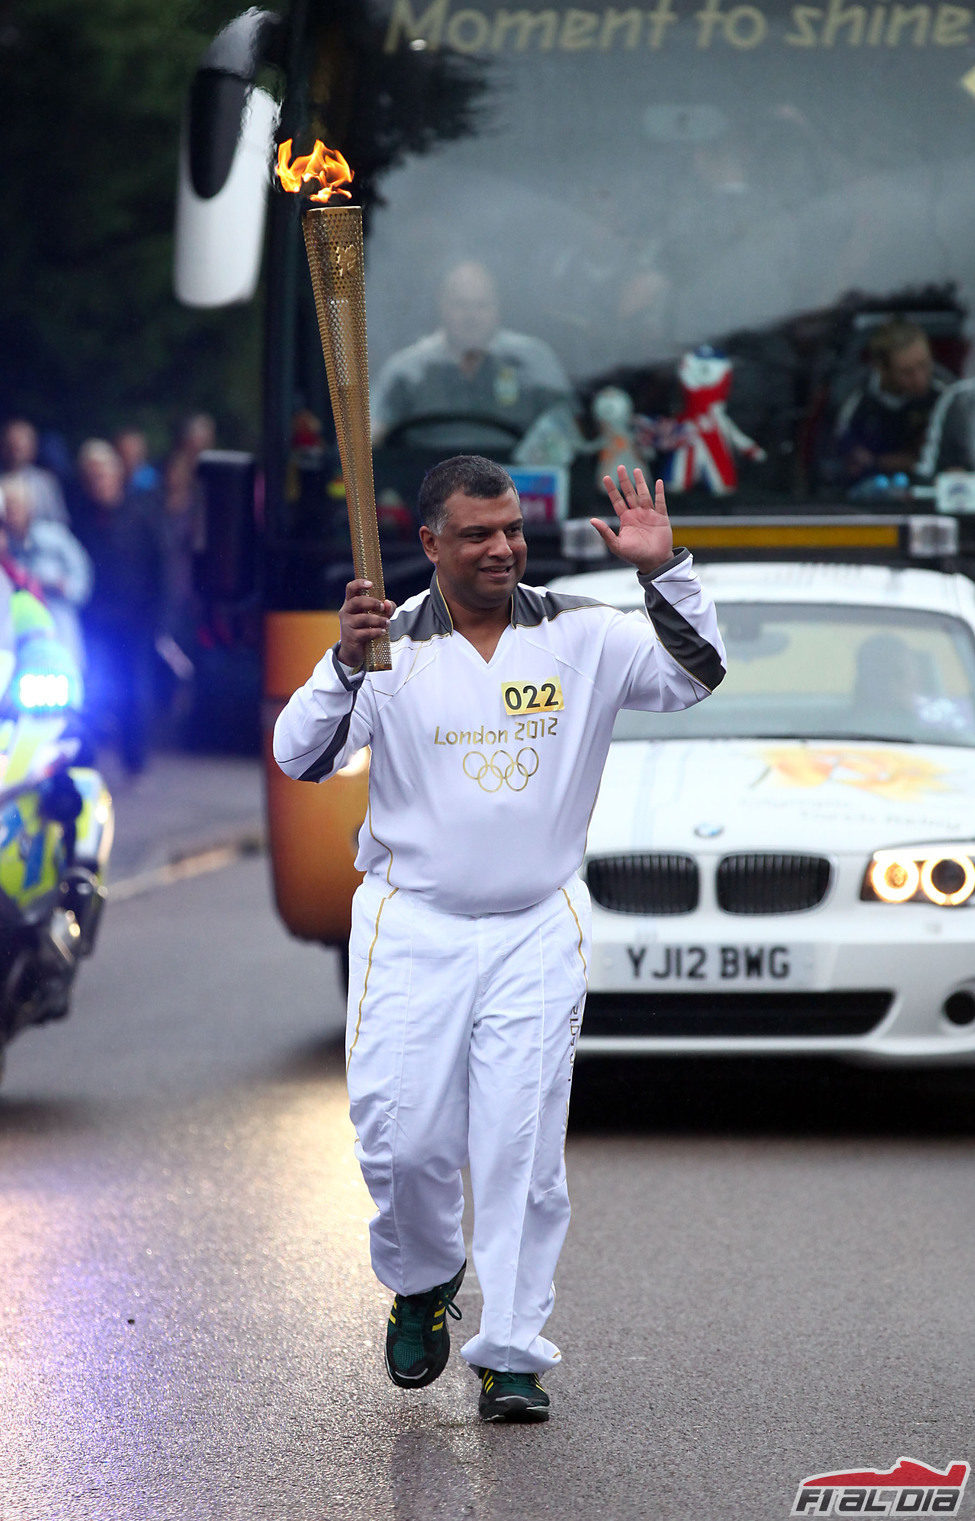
[862,848,975,906]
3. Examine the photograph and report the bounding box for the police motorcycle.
[0,580,113,1083]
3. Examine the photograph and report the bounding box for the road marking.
[110,833,265,902]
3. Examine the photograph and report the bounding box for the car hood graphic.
[588,738,975,856]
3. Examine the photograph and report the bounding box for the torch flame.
[276,139,353,202]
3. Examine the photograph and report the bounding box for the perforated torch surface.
[302,205,391,672]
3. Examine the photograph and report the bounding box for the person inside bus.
[830,320,949,486]
[370,261,574,453]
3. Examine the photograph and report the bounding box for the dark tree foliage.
[0,0,261,452]
[0,0,490,455]
[296,0,489,220]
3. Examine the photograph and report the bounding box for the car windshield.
[614,602,975,746]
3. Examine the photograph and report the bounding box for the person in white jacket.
[0,473,92,673]
[273,457,726,1423]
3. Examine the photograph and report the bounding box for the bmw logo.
[694,822,725,838]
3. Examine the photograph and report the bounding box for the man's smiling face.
[420,488,526,614]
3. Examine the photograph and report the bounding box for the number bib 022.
[502,677,565,716]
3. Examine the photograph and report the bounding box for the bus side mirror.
[195,450,259,601]
[174,9,282,308]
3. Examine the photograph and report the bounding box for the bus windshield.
[366,2,972,373]
[259,0,975,602]
[327,1,975,489]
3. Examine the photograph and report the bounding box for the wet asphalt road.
[4,853,975,1521]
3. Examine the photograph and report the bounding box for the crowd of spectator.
[0,412,217,778]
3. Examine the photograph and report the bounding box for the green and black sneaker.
[477,1367,551,1423]
[384,1260,466,1389]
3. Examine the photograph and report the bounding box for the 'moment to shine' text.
[385,0,975,53]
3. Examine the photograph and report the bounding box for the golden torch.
[276,139,391,671]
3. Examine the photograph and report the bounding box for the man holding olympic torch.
[273,458,725,1423]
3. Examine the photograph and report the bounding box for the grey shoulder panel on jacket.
[511,584,604,627]
[387,576,453,643]
[387,597,440,645]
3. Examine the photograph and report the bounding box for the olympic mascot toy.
[590,386,649,486]
[666,345,766,494]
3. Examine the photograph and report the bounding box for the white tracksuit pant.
[345,871,591,1374]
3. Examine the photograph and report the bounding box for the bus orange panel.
[264,611,368,945]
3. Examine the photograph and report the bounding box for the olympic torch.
[276,139,391,672]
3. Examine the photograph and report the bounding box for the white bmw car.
[553,558,975,1064]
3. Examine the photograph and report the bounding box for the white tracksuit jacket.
[273,549,726,912]
[273,551,725,1371]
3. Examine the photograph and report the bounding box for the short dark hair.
[868,319,930,367]
[417,455,517,534]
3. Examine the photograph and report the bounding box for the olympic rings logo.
[462,748,540,793]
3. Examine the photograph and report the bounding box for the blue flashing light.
[16,672,73,710]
